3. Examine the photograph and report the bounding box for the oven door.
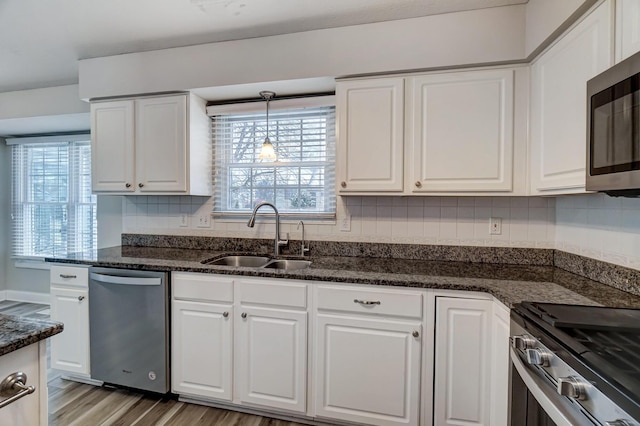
[510,348,592,426]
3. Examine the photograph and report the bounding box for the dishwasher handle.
[90,272,161,286]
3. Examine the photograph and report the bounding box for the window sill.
[13,259,51,271]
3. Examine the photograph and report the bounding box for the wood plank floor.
[48,377,309,426]
[0,301,309,426]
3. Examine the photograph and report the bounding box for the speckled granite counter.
[0,315,63,356]
[46,245,640,309]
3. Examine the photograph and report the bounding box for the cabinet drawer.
[50,265,89,288]
[172,272,233,303]
[237,279,307,309]
[316,285,423,319]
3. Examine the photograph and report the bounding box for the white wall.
[78,5,526,99]
[556,193,640,270]
[122,195,556,249]
[525,0,595,57]
[0,140,8,291]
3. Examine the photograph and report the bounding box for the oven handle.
[510,348,587,426]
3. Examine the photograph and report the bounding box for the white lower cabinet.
[172,300,232,400]
[0,342,47,426]
[315,314,422,426]
[49,265,90,376]
[171,274,510,426]
[313,285,423,426]
[235,306,307,413]
[433,297,494,426]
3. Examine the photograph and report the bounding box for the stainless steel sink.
[203,255,270,267]
[262,259,312,270]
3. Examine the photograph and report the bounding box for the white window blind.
[212,102,336,216]
[10,138,97,258]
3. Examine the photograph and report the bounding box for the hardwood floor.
[0,301,309,426]
[48,377,309,426]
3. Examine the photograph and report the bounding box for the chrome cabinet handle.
[412,331,420,338]
[0,372,35,409]
[241,312,247,319]
[125,183,131,188]
[138,183,144,188]
[78,296,85,301]
[223,312,229,318]
[59,274,77,279]
[354,299,381,305]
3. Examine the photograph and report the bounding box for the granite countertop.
[46,245,640,309]
[0,315,63,357]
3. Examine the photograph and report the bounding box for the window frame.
[8,134,97,260]
[208,95,336,219]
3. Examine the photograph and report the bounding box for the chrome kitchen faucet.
[247,202,288,257]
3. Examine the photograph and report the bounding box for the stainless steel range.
[510,302,640,426]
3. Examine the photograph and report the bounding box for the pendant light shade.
[258,91,277,161]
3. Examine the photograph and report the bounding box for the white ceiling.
[0,0,527,94]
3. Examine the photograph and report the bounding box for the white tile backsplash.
[123,195,557,248]
[125,192,640,270]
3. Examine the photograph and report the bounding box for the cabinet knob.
[241,312,247,319]
[223,311,229,318]
[125,183,131,188]
[412,330,420,338]
[340,181,347,188]
[415,181,422,188]
[138,183,144,188]
[78,296,85,301]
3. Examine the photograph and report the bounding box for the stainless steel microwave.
[587,50,640,195]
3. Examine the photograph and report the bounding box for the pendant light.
[258,91,277,161]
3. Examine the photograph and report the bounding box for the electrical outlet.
[179,214,189,227]
[340,214,351,232]
[197,214,211,228]
[490,217,502,235]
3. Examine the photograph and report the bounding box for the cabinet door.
[530,1,613,193]
[50,286,90,375]
[434,297,492,426]
[490,302,511,426]
[409,69,515,192]
[315,314,421,426]
[336,78,404,193]
[91,100,135,192]
[616,0,640,62]
[235,306,307,413]
[0,344,41,426]
[135,95,188,192]
[172,300,232,401]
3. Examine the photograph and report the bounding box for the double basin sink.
[202,255,311,271]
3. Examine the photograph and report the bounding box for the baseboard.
[2,290,50,305]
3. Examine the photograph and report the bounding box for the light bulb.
[258,137,276,160]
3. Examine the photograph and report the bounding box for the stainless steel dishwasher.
[89,267,169,394]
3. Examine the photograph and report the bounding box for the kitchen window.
[9,135,97,259]
[210,96,336,217]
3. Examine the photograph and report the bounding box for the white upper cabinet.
[616,0,640,62]
[408,69,514,192]
[337,66,526,196]
[91,100,135,192]
[337,78,405,193]
[529,0,613,194]
[135,95,188,193]
[91,93,212,195]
